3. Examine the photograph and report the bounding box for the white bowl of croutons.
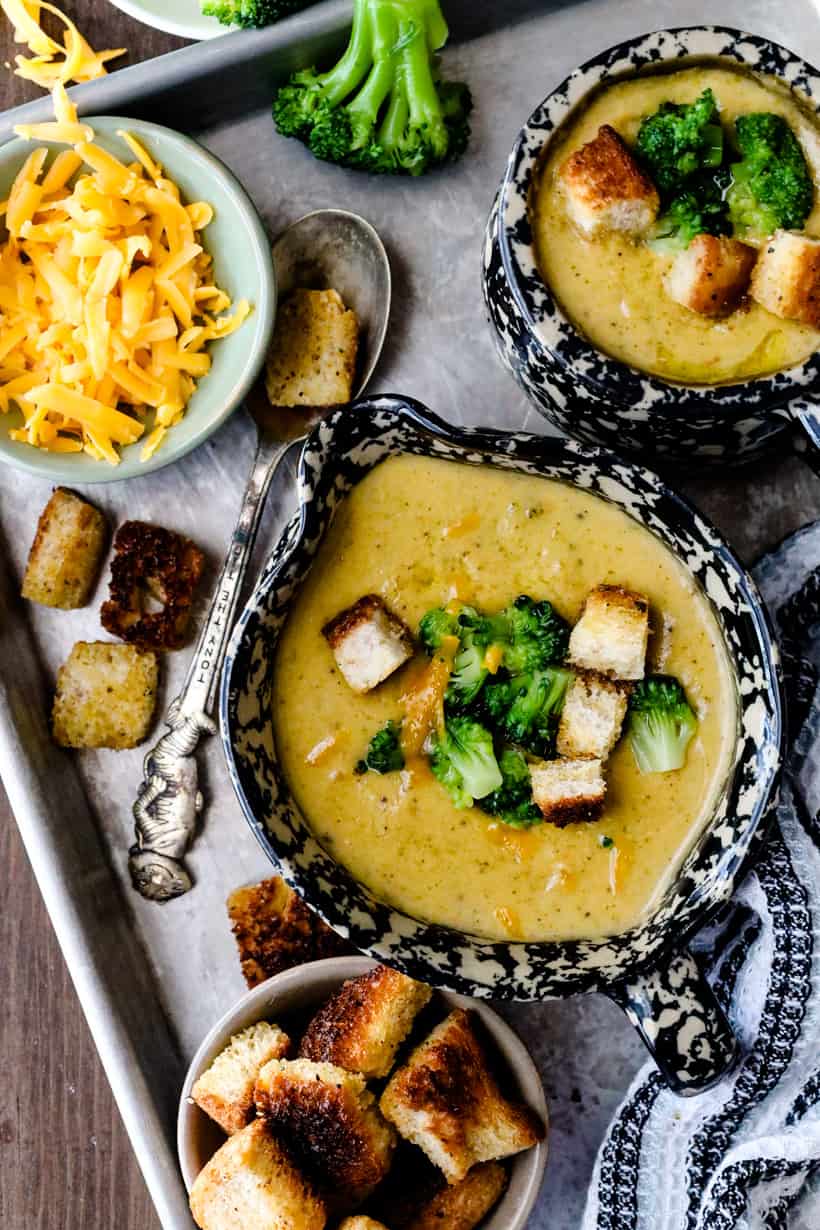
[178,957,548,1230]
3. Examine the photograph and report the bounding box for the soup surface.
[272,455,737,942]
[532,65,820,383]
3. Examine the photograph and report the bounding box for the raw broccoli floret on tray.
[272,0,472,175]
[202,0,312,27]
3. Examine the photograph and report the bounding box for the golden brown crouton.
[255,1059,396,1212]
[568,585,649,680]
[52,641,158,749]
[189,1118,326,1230]
[665,234,756,316]
[530,757,605,826]
[227,877,353,988]
[22,487,107,610]
[299,965,432,1080]
[101,520,205,652]
[338,1220,391,1230]
[380,1009,544,1185]
[323,595,414,694]
[750,230,820,327]
[560,125,659,237]
[192,1021,292,1136]
[265,288,359,408]
[557,672,628,760]
[402,1162,508,1230]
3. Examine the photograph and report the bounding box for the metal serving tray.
[2,2,819,1227]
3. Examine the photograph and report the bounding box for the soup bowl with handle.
[220,394,784,1096]
[482,26,820,468]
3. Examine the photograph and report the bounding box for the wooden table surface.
[0,7,184,1227]
[3,5,820,1228]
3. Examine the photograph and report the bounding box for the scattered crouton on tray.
[265,287,359,408]
[254,1058,396,1213]
[189,1118,326,1230]
[299,964,432,1079]
[559,123,660,237]
[101,520,205,652]
[380,1008,544,1185]
[192,1021,292,1136]
[22,487,107,610]
[323,594,414,693]
[227,876,353,986]
[52,641,158,750]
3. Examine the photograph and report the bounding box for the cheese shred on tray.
[0,87,250,463]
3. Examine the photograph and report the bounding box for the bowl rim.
[0,115,276,484]
[176,955,549,1230]
[220,395,785,998]
[496,25,820,416]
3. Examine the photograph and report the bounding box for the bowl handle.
[791,403,820,476]
[609,948,738,1095]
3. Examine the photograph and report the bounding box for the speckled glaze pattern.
[482,26,820,465]
[220,395,784,1092]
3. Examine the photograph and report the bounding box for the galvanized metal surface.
[2,2,820,1227]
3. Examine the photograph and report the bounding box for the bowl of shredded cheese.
[0,90,275,481]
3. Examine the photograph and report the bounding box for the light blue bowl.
[0,116,276,483]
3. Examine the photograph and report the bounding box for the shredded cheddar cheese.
[0,96,250,463]
[1,0,125,88]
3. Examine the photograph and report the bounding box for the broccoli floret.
[483,667,572,757]
[272,0,472,176]
[627,675,698,774]
[636,89,724,197]
[726,112,813,239]
[429,715,502,808]
[478,748,542,829]
[355,720,405,774]
[648,170,731,252]
[202,0,310,27]
[418,606,459,651]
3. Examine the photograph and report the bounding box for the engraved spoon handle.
[129,428,293,902]
[179,430,292,718]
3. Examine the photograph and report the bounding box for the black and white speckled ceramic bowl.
[482,27,820,467]
[220,395,785,1095]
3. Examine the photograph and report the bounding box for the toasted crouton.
[402,1162,508,1230]
[101,521,205,652]
[52,641,158,749]
[750,230,820,327]
[22,487,107,610]
[569,585,649,680]
[265,288,359,409]
[255,1059,396,1212]
[560,125,659,237]
[530,758,605,826]
[299,965,432,1079]
[338,1220,391,1230]
[323,595,414,694]
[557,671,628,760]
[189,1118,326,1230]
[227,877,353,988]
[380,1009,544,1185]
[192,1022,292,1136]
[665,234,756,316]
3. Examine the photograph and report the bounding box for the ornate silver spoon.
[129,209,391,902]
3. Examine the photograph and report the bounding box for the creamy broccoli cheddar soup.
[272,455,737,942]
[532,65,820,383]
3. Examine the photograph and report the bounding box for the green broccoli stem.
[397,12,449,157]
[317,0,376,107]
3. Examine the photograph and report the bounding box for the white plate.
[107,0,232,41]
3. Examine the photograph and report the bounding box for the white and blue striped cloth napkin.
[583,520,820,1230]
